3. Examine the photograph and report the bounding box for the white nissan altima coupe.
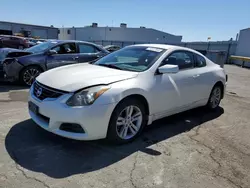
[28,44,227,144]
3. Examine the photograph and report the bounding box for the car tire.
[107,98,147,144]
[20,66,42,86]
[206,85,222,110]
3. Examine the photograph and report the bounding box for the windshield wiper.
[98,64,123,70]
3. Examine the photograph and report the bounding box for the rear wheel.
[206,85,222,110]
[107,98,147,144]
[20,66,42,86]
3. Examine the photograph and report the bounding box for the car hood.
[0,48,32,58]
[36,64,138,92]
[8,51,33,58]
[17,52,42,59]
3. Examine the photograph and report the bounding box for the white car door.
[191,54,214,103]
[151,50,200,117]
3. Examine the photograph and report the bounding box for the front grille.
[33,81,68,101]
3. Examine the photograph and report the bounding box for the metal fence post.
[226,40,232,64]
[207,42,210,51]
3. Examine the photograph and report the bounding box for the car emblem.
[36,87,43,97]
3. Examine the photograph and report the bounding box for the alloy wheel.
[116,105,143,140]
[210,87,221,108]
[23,68,40,86]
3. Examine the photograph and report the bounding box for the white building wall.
[235,28,250,57]
[0,21,58,39]
[234,28,250,67]
[0,22,11,30]
[59,27,182,44]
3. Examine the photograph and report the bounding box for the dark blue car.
[0,48,31,80]
[2,40,109,85]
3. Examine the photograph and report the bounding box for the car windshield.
[94,46,165,72]
[25,41,58,53]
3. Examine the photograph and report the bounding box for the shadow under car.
[5,106,224,178]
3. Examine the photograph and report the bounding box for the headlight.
[66,85,110,106]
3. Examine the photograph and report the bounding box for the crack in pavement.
[0,174,8,180]
[188,126,244,188]
[130,152,139,188]
[11,152,50,188]
[15,163,50,188]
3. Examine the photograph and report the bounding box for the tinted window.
[162,51,194,70]
[196,54,206,67]
[79,44,98,53]
[94,46,165,72]
[52,43,76,54]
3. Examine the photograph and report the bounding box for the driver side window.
[51,43,76,54]
[162,51,194,70]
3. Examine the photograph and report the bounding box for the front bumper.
[28,87,117,140]
[3,59,23,81]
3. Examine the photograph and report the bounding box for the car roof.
[132,44,184,49]
[47,39,90,43]
[105,45,120,48]
[47,40,103,47]
[132,44,204,55]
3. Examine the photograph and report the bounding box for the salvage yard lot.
[0,65,250,188]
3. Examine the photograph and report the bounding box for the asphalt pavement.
[0,64,249,188]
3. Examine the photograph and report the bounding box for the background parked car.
[25,39,37,47]
[0,48,32,80]
[104,45,121,52]
[35,39,47,44]
[2,40,109,85]
[0,35,30,49]
[26,38,47,46]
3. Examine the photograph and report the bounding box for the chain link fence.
[89,40,237,66]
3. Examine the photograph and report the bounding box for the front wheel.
[20,66,42,86]
[206,85,222,110]
[107,98,147,144]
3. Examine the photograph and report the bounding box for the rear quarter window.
[195,54,206,67]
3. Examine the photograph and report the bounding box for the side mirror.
[158,64,179,74]
[47,50,57,55]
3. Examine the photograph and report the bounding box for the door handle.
[73,57,79,60]
[193,74,200,78]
